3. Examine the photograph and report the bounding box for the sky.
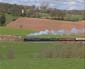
[0,0,85,10]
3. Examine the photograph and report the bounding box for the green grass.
[5,13,18,24]
[36,34,84,38]
[0,27,35,36]
[65,14,83,21]
[0,27,84,38]
[0,42,84,69]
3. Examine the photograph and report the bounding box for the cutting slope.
[7,17,85,31]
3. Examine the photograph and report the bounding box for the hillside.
[7,17,85,31]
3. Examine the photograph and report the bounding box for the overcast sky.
[0,0,85,10]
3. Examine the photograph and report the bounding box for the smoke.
[27,28,85,36]
[28,29,49,36]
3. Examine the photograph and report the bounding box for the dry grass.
[7,47,15,59]
[40,42,85,58]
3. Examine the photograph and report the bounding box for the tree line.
[0,2,85,26]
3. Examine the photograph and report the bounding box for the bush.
[64,15,81,21]
[0,14,6,26]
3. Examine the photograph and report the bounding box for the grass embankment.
[37,34,84,38]
[0,27,84,38]
[0,27,35,36]
[0,42,84,69]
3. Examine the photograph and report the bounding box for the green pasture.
[64,14,83,21]
[0,27,84,38]
[0,42,84,69]
[0,27,35,36]
[36,34,84,38]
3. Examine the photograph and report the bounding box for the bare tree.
[40,1,49,10]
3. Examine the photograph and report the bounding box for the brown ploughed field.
[7,17,85,31]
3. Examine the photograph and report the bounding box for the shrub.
[0,14,6,26]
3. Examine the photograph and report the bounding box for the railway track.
[24,38,85,42]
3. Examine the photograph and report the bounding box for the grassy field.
[35,34,84,38]
[5,14,18,24]
[0,42,84,69]
[0,27,84,38]
[0,26,84,69]
[64,14,83,21]
[0,27,35,36]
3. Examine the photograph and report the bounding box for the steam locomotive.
[24,37,85,41]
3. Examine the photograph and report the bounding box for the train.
[24,37,85,41]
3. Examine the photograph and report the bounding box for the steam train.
[24,37,85,41]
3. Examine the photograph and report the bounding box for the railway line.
[0,35,85,42]
[24,37,85,42]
